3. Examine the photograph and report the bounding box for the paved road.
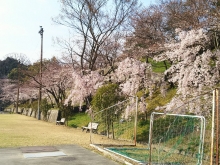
[0,144,120,165]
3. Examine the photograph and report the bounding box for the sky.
[0,0,155,63]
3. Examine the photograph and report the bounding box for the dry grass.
[0,114,107,148]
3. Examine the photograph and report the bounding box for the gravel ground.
[0,114,109,149]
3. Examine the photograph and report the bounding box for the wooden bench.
[56,118,65,125]
[82,122,99,133]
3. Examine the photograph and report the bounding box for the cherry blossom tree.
[0,79,17,104]
[65,70,104,108]
[0,54,31,112]
[28,58,73,107]
[104,57,152,118]
[64,57,153,114]
[0,77,37,111]
[154,28,220,114]
[43,62,73,107]
[155,29,219,94]
[114,57,152,96]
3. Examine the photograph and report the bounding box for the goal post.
[148,112,206,164]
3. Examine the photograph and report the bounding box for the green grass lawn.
[68,112,90,128]
[107,147,201,164]
[149,58,171,73]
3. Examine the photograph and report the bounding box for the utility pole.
[38,26,44,120]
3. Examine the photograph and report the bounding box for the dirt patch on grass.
[0,114,106,148]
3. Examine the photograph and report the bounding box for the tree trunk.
[16,86,19,114]
[163,61,168,70]
[112,120,115,139]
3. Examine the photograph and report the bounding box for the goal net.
[148,112,205,164]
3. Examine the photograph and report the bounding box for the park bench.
[56,118,65,125]
[82,122,99,133]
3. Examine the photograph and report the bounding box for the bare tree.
[208,0,220,49]
[53,35,81,70]
[53,0,138,71]
[159,0,211,32]
[97,32,123,73]
[159,0,220,50]
[124,4,167,65]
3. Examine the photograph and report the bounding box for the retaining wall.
[3,108,59,124]
[47,110,59,123]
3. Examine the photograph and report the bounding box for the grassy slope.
[68,112,90,128]
[149,59,171,73]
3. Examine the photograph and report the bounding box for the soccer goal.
[148,112,206,165]
[90,97,138,146]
